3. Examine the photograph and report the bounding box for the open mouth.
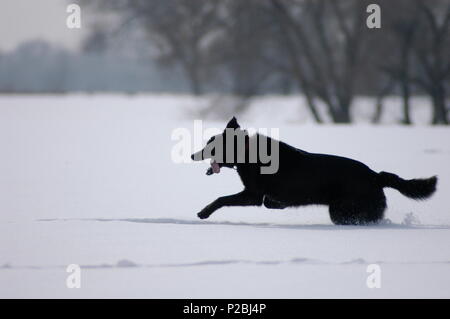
[210,159,220,174]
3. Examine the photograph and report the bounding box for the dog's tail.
[378,171,437,200]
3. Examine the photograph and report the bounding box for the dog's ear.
[226,116,240,129]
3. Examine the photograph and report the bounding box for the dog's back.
[239,137,379,206]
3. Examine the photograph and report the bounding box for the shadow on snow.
[37,217,450,231]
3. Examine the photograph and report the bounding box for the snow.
[0,94,449,298]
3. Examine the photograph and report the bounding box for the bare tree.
[208,1,276,105]
[84,0,222,95]
[379,0,421,124]
[269,0,370,123]
[412,0,450,124]
[268,0,323,122]
[372,76,395,124]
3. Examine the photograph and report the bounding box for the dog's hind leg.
[328,202,360,225]
[329,193,386,225]
[263,196,287,209]
[197,190,263,219]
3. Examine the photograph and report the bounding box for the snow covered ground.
[0,94,449,298]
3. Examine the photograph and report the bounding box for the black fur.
[191,117,438,225]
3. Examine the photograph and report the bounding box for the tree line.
[80,1,450,124]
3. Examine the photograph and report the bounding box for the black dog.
[191,117,437,225]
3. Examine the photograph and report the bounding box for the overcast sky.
[0,0,87,52]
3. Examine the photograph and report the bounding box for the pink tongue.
[211,160,220,174]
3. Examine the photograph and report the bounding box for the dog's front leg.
[197,190,263,219]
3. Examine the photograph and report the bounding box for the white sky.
[0,0,87,52]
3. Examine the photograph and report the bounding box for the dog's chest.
[236,165,265,192]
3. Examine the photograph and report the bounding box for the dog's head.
[191,117,249,175]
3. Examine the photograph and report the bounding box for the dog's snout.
[191,150,203,161]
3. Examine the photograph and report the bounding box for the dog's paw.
[197,202,217,220]
[197,210,211,219]
[197,205,214,219]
